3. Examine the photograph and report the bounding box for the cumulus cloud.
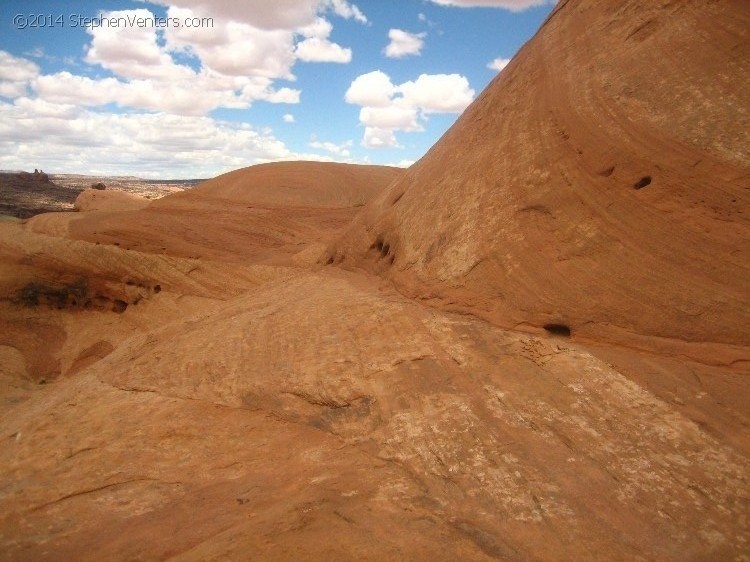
[0,99,282,177]
[487,57,511,72]
[295,17,352,63]
[86,9,194,81]
[362,127,400,149]
[398,74,474,113]
[359,106,420,131]
[384,29,426,58]
[0,1,373,177]
[0,98,346,178]
[164,7,297,79]
[139,0,318,30]
[142,0,367,29]
[33,70,298,116]
[5,2,361,118]
[345,70,395,107]
[18,7,307,117]
[325,0,368,23]
[345,70,474,148]
[427,0,553,10]
[0,51,40,83]
[0,51,39,98]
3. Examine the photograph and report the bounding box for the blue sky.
[0,0,555,178]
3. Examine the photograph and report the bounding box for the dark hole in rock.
[381,243,390,256]
[153,284,161,293]
[326,256,334,265]
[543,323,571,337]
[634,176,652,189]
[370,237,386,253]
[112,300,128,314]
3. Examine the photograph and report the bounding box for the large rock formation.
[326,0,750,363]
[177,161,402,209]
[0,1,748,560]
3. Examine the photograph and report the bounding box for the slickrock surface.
[1,1,748,560]
[325,0,750,363]
[72,189,151,213]
[45,162,403,264]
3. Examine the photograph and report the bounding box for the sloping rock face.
[61,162,403,264]
[73,188,149,212]
[326,0,750,359]
[172,161,403,209]
[2,271,749,560]
[1,3,749,561]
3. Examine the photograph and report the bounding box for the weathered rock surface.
[326,0,750,363]
[0,1,748,560]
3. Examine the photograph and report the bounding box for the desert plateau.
[0,0,748,560]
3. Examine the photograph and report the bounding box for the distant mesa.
[16,168,51,184]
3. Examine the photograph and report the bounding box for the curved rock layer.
[1,3,749,560]
[36,162,403,264]
[327,0,750,359]
[169,161,402,209]
[3,271,749,560]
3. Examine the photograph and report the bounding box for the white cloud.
[0,51,40,98]
[283,113,295,123]
[325,0,368,23]
[398,74,474,113]
[33,70,298,116]
[140,0,321,30]
[346,71,474,149]
[0,98,343,178]
[359,106,420,131]
[295,18,352,63]
[3,4,357,119]
[0,52,40,83]
[384,29,426,59]
[309,138,353,157]
[0,81,29,99]
[487,57,511,72]
[85,9,194,81]
[0,3,373,177]
[165,7,297,79]
[15,8,302,117]
[427,0,553,11]
[345,71,395,107]
[142,0,367,29]
[362,127,400,149]
[295,35,350,62]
